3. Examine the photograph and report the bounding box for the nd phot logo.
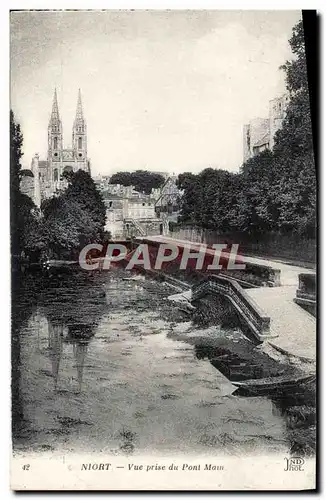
[284,457,305,472]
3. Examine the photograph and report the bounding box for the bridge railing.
[294,273,316,316]
[191,274,271,341]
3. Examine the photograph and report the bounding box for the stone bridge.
[133,235,316,361]
[191,274,271,341]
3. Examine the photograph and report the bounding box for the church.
[20,89,91,206]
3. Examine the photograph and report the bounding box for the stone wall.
[170,227,316,264]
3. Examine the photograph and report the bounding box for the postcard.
[10,9,317,491]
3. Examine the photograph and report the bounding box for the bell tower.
[72,89,87,171]
[48,88,63,187]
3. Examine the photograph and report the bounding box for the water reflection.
[48,322,63,391]
[72,340,89,393]
[12,272,38,435]
[47,321,92,392]
[12,270,107,437]
[12,269,316,457]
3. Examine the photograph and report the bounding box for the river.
[12,267,315,457]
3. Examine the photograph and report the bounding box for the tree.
[10,110,24,256]
[10,110,42,258]
[273,19,316,236]
[10,111,23,198]
[110,170,165,194]
[240,151,280,234]
[65,169,106,239]
[41,170,107,259]
[16,192,44,256]
[177,172,201,225]
[109,171,133,187]
[178,168,243,232]
[41,196,97,258]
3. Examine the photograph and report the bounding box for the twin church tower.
[28,88,91,204]
[47,88,90,186]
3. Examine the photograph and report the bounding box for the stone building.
[243,118,270,162]
[102,189,159,238]
[268,94,290,149]
[243,94,289,163]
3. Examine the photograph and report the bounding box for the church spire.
[50,88,60,122]
[72,88,87,161]
[74,88,84,125]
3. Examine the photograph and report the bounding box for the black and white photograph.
[10,9,317,491]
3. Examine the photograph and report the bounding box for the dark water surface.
[12,268,315,456]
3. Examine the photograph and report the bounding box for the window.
[78,137,82,149]
[53,137,58,149]
[53,169,58,181]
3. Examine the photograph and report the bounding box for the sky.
[10,10,302,175]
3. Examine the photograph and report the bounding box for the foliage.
[11,110,23,255]
[10,110,42,257]
[10,110,23,197]
[109,170,165,194]
[177,172,201,225]
[41,170,107,259]
[65,170,106,234]
[272,19,316,237]
[41,197,96,258]
[16,193,43,254]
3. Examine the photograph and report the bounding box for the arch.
[53,136,58,149]
[53,168,58,182]
[78,137,82,149]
